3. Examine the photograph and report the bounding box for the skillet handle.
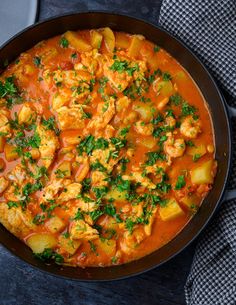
[222,104,236,201]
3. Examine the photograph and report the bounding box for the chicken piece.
[58,183,82,203]
[0,109,11,135]
[0,177,9,194]
[4,185,22,202]
[90,146,120,173]
[104,124,115,139]
[18,104,36,125]
[87,98,115,130]
[103,60,132,91]
[122,172,156,189]
[53,69,92,100]
[91,171,109,188]
[40,179,65,203]
[56,106,85,131]
[37,124,59,168]
[0,203,35,238]
[45,216,66,233]
[7,164,27,184]
[79,50,101,75]
[103,56,147,91]
[120,229,146,254]
[73,198,97,213]
[116,96,131,112]
[70,219,99,240]
[52,89,71,110]
[131,204,143,218]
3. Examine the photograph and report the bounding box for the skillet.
[0,11,235,281]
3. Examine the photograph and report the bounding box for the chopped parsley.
[175,175,186,190]
[110,59,139,76]
[95,138,109,150]
[181,102,197,116]
[0,76,22,108]
[74,208,85,220]
[119,126,130,137]
[7,201,18,209]
[59,37,69,48]
[162,72,172,81]
[90,160,107,172]
[34,248,64,264]
[193,153,201,162]
[81,178,91,193]
[104,203,116,216]
[32,214,45,225]
[89,210,103,222]
[154,45,160,52]
[71,52,77,59]
[33,56,41,67]
[110,137,127,150]
[55,169,68,178]
[92,186,109,199]
[186,140,195,147]
[42,117,60,135]
[145,151,166,166]
[77,135,95,155]
[125,218,135,234]
[119,158,129,172]
[88,241,98,256]
[169,93,182,106]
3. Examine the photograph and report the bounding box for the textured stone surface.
[0,1,197,304]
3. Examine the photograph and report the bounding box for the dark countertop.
[0,1,198,304]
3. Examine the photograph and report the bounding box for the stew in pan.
[0,28,217,267]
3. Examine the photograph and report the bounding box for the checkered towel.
[159,1,236,304]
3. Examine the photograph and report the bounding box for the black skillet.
[0,12,235,281]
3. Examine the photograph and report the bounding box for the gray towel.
[159,1,236,304]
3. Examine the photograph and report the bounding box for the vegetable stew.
[0,28,216,267]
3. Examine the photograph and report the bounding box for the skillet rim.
[0,10,232,282]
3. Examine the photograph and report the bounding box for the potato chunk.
[4,143,19,161]
[46,216,66,233]
[133,103,154,122]
[159,198,184,221]
[190,160,214,184]
[0,177,9,194]
[181,194,200,209]
[97,239,116,256]
[70,220,98,240]
[101,27,115,52]
[90,30,103,49]
[115,32,130,49]
[56,106,85,131]
[59,235,81,255]
[64,31,92,52]
[105,188,127,201]
[18,104,36,125]
[128,35,144,58]
[58,182,82,202]
[27,233,57,253]
[55,161,71,178]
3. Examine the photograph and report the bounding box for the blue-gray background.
[0,1,197,304]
